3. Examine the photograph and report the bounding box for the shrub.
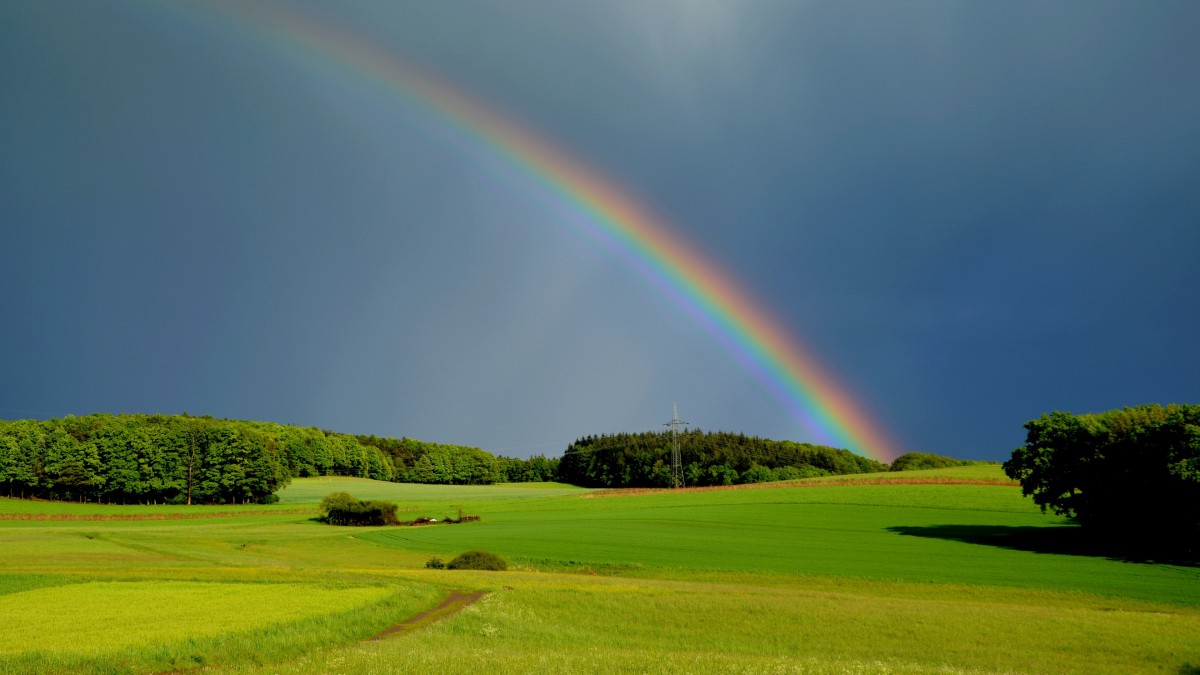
[447,550,507,571]
[319,491,356,514]
[425,557,446,569]
[319,492,400,526]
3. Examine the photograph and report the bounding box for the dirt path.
[370,591,487,640]
[153,591,488,674]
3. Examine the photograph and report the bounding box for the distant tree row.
[1,413,900,502]
[351,435,558,486]
[0,414,562,504]
[557,429,886,488]
[0,414,292,504]
[889,452,980,472]
[1004,404,1199,557]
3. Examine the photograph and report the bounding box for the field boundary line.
[584,477,1018,498]
[0,508,318,521]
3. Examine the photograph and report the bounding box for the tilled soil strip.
[0,509,317,521]
[371,591,487,640]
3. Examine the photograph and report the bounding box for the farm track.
[0,508,317,521]
[152,591,488,674]
[584,476,1018,498]
[371,591,487,640]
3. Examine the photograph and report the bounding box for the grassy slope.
[800,462,1013,483]
[0,581,389,653]
[273,476,588,504]
[227,572,1200,675]
[356,473,1198,605]
[1,467,1197,673]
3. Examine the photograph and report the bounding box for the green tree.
[0,435,18,497]
[707,464,738,486]
[741,463,774,484]
[412,454,436,483]
[1004,405,1200,558]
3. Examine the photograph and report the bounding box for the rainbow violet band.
[171,2,898,462]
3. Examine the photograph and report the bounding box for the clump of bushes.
[318,491,400,526]
[446,550,507,571]
[425,557,446,569]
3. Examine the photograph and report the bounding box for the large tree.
[1004,404,1200,557]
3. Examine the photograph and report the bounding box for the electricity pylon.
[664,403,689,488]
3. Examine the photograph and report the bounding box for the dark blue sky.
[2,1,1197,461]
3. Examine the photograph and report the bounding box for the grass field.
[1,466,1197,673]
[1,581,387,654]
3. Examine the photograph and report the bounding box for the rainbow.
[165,2,898,462]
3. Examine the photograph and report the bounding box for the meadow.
[1,467,1197,673]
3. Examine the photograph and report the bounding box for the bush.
[446,549,507,571]
[319,492,401,526]
[319,491,356,514]
[425,557,446,569]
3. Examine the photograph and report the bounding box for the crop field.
[1,466,1198,673]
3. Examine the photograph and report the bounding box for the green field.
[1,467,1197,673]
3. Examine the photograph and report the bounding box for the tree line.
[350,435,558,485]
[0,413,901,503]
[557,429,887,488]
[0,414,291,504]
[0,413,559,504]
[888,451,980,472]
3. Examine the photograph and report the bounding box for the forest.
[557,429,886,488]
[0,414,556,504]
[0,414,894,502]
